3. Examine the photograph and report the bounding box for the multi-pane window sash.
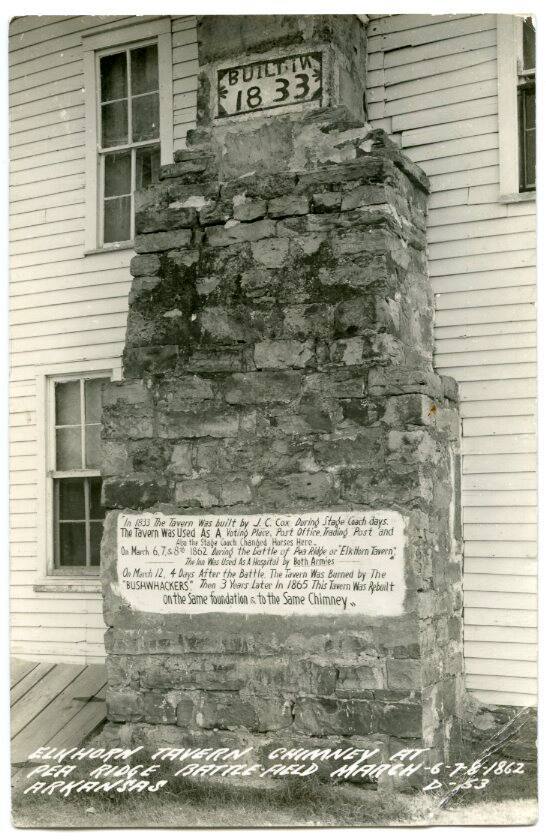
[98,40,161,246]
[51,375,108,571]
[518,17,536,192]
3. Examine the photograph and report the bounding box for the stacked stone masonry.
[100,119,463,775]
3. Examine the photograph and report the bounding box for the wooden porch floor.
[10,657,107,767]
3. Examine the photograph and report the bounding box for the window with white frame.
[83,19,173,251]
[497,15,536,200]
[48,374,109,573]
[517,17,535,192]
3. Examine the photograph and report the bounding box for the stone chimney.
[100,14,463,786]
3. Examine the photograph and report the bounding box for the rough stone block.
[134,229,193,253]
[103,379,151,407]
[205,219,276,247]
[336,663,386,695]
[176,694,197,727]
[157,375,215,408]
[222,171,298,201]
[319,253,394,291]
[329,337,365,366]
[303,368,368,398]
[165,248,200,268]
[186,348,244,373]
[387,429,438,464]
[382,394,436,428]
[313,430,384,469]
[160,155,215,181]
[158,408,240,439]
[102,405,154,440]
[334,297,375,336]
[100,441,131,477]
[268,195,310,218]
[254,339,315,370]
[250,238,290,268]
[142,691,180,724]
[387,659,422,690]
[441,375,459,402]
[128,276,161,305]
[219,480,253,505]
[224,371,303,404]
[293,698,374,738]
[282,304,334,339]
[198,306,251,343]
[312,192,342,213]
[135,205,197,234]
[123,346,180,379]
[102,476,172,509]
[175,480,220,507]
[169,443,193,476]
[107,689,143,722]
[130,253,161,277]
[257,472,336,506]
[375,700,423,738]
[195,198,231,226]
[232,196,267,221]
[368,367,444,400]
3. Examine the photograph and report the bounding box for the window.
[517,17,535,192]
[83,19,173,251]
[49,374,109,573]
[99,43,161,244]
[497,15,536,201]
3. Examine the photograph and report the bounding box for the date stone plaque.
[217,51,323,118]
[117,510,406,616]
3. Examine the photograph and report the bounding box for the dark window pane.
[55,380,80,426]
[523,17,535,71]
[85,425,102,469]
[101,100,128,148]
[131,44,158,95]
[136,145,161,190]
[85,378,107,423]
[89,477,105,520]
[56,427,82,470]
[525,87,536,130]
[58,478,85,520]
[519,86,536,191]
[104,195,131,243]
[104,152,131,198]
[58,522,86,566]
[132,92,159,142]
[100,51,127,102]
[524,130,536,189]
[90,522,104,566]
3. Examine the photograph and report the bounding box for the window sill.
[498,191,536,204]
[84,243,134,256]
[33,579,102,594]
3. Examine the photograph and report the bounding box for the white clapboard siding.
[9,15,197,664]
[369,14,536,705]
[172,17,198,145]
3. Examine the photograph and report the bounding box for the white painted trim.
[81,17,171,51]
[498,191,536,204]
[497,15,521,198]
[83,47,99,253]
[83,17,174,251]
[158,29,174,166]
[33,581,102,594]
[36,364,115,581]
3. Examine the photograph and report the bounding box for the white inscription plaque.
[117,510,406,616]
[217,51,323,118]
